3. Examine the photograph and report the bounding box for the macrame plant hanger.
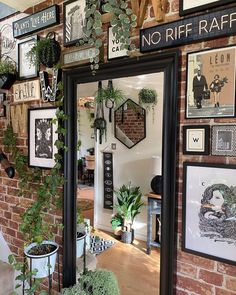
[105,80,115,123]
[94,81,106,144]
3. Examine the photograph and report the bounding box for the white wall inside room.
[77,72,164,241]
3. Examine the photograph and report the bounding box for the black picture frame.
[63,0,86,47]
[18,36,38,80]
[179,0,235,16]
[107,27,128,60]
[28,107,58,169]
[0,93,6,117]
[183,161,236,266]
[183,125,210,155]
[185,45,236,119]
[211,125,236,157]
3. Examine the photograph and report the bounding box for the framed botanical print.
[183,162,236,265]
[18,36,38,80]
[179,0,235,16]
[212,125,236,157]
[186,46,236,119]
[28,107,58,168]
[63,0,86,46]
[183,125,210,155]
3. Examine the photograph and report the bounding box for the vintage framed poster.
[179,0,235,16]
[63,0,86,46]
[108,27,128,60]
[183,125,210,155]
[183,162,236,265]
[186,46,236,119]
[18,36,38,80]
[28,107,58,168]
[211,125,236,157]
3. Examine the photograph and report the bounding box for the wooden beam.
[101,12,112,23]
[151,0,167,22]
[139,0,149,27]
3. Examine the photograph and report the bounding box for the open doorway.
[63,51,178,295]
[76,73,163,294]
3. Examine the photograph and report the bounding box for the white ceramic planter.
[24,241,59,279]
[76,232,86,258]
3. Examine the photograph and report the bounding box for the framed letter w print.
[183,125,210,155]
[28,107,58,168]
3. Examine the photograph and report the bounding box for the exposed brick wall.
[1,0,236,294]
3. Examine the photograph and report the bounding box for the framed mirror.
[114,99,146,148]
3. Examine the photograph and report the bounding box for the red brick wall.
[1,0,236,294]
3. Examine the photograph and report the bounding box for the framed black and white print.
[212,125,236,157]
[183,162,236,265]
[28,107,58,168]
[18,36,38,80]
[0,94,6,117]
[63,0,86,46]
[108,27,128,60]
[186,46,236,119]
[179,0,235,16]
[183,125,210,155]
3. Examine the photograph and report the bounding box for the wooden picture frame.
[183,125,210,155]
[28,107,58,169]
[18,36,38,80]
[179,0,235,16]
[211,125,236,157]
[63,0,86,46]
[186,45,236,119]
[183,162,236,266]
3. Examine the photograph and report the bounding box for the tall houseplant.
[114,183,143,243]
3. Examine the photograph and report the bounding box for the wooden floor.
[96,231,160,295]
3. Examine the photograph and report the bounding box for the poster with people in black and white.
[186,46,236,118]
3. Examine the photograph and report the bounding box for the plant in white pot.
[114,183,143,244]
[77,208,90,258]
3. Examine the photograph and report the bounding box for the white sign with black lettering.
[13,80,40,103]
[108,27,128,60]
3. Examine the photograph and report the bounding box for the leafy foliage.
[111,213,123,230]
[114,183,143,232]
[0,58,16,74]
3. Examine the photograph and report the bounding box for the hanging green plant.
[79,0,103,75]
[138,88,158,123]
[27,32,61,68]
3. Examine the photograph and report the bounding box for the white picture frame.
[108,27,128,60]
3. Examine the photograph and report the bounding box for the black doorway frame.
[63,50,179,295]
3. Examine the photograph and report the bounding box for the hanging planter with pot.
[138,88,158,123]
[24,241,59,279]
[0,57,17,89]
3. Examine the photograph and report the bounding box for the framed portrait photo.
[18,36,38,80]
[28,107,58,169]
[179,0,235,16]
[212,125,236,157]
[183,125,210,155]
[186,46,236,119]
[63,0,86,46]
[183,162,236,265]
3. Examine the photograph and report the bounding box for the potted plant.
[27,32,61,68]
[114,183,143,244]
[111,213,123,240]
[62,269,120,295]
[138,88,158,122]
[77,208,88,258]
[0,57,17,89]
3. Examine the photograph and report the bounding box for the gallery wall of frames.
[0,0,236,294]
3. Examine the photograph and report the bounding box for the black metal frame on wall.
[103,152,113,209]
[63,51,179,295]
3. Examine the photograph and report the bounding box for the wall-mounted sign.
[12,80,40,103]
[39,69,61,102]
[62,45,103,68]
[10,104,28,135]
[108,27,128,60]
[12,5,59,38]
[103,152,113,210]
[140,6,236,52]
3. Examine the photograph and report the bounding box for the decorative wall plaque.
[12,5,59,38]
[140,6,236,52]
[13,80,40,103]
[103,152,113,210]
[108,27,128,60]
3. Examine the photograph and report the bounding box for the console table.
[145,192,161,254]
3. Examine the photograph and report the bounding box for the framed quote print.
[183,162,236,265]
[63,0,86,46]
[186,46,236,119]
[179,0,235,16]
[212,125,236,157]
[28,107,58,168]
[183,125,210,155]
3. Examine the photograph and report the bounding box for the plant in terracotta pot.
[114,183,143,244]
[0,57,17,89]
